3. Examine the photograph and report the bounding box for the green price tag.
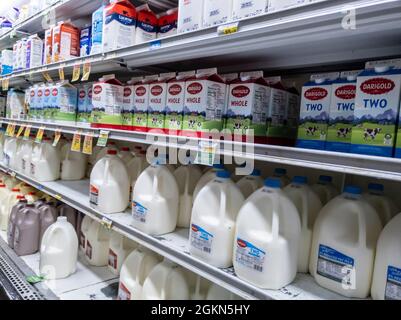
[26,275,46,284]
[96,130,109,147]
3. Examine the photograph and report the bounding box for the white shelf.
[0,163,351,300]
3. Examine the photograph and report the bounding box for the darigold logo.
[335,85,356,100]
[52,88,58,96]
[187,82,203,95]
[79,90,86,99]
[136,86,146,96]
[232,85,250,98]
[151,85,163,96]
[168,84,182,96]
[305,87,328,100]
[93,85,102,95]
[237,239,247,248]
[124,87,132,97]
[361,78,395,95]
[44,89,50,96]
[30,90,35,97]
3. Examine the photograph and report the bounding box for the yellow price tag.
[16,125,25,138]
[42,71,53,82]
[82,132,94,155]
[24,125,31,140]
[8,123,16,137]
[72,64,81,82]
[217,22,239,36]
[101,217,113,230]
[71,130,82,152]
[54,194,62,201]
[35,127,45,143]
[58,64,65,81]
[5,123,11,136]
[81,62,91,81]
[53,129,62,147]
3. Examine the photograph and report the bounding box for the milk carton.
[76,84,91,123]
[351,60,401,157]
[28,85,37,119]
[17,39,27,71]
[35,83,45,120]
[225,71,269,144]
[296,72,339,150]
[135,4,158,44]
[147,72,176,131]
[285,85,301,145]
[232,0,268,21]
[177,0,204,33]
[42,83,52,121]
[121,77,141,131]
[91,74,124,129]
[52,21,80,62]
[203,0,233,27]
[183,68,226,136]
[44,26,53,64]
[52,81,78,125]
[87,84,94,123]
[158,8,178,39]
[132,75,157,132]
[326,71,360,153]
[12,43,17,71]
[102,0,137,52]
[165,71,195,133]
[80,25,92,57]
[25,34,43,69]
[91,1,106,55]
[1,49,13,75]
[267,0,309,12]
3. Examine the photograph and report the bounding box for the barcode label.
[132,201,148,224]
[235,238,265,273]
[190,224,213,255]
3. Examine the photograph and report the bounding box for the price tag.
[23,125,31,140]
[54,194,62,201]
[194,140,218,167]
[72,64,81,82]
[16,125,25,138]
[101,217,113,230]
[149,40,161,50]
[2,78,9,91]
[82,132,94,155]
[53,129,61,146]
[5,123,11,136]
[35,127,45,143]
[42,71,53,82]
[217,22,239,36]
[9,171,16,178]
[81,61,91,81]
[71,130,82,152]
[8,123,16,137]
[26,275,46,284]
[58,64,65,80]
[97,130,109,147]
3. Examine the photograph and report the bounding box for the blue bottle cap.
[213,164,225,170]
[344,185,362,195]
[319,175,333,183]
[264,178,282,189]
[216,170,231,179]
[293,176,308,184]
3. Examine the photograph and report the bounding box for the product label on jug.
[235,238,265,272]
[385,265,401,300]
[108,249,118,270]
[117,282,131,300]
[190,224,213,254]
[86,240,92,259]
[317,244,355,287]
[89,184,99,206]
[132,201,147,223]
[79,231,85,249]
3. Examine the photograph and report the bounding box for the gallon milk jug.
[58,204,78,231]
[16,138,33,172]
[189,170,245,268]
[371,213,401,300]
[132,163,179,236]
[22,137,37,176]
[40,216,78,279]
[13,202,41,256]
[118,147,134,165]
[25,192,39,203]
[272,168,291,186]
[85,220,111,266]
[309,186,382,298]
[284,176,322,273]
[0,188,23,231]
[142,259,190,300]
[108,231,137,275]
[87,145,102,177]
[118,246,161,300]
[127,149,148,200]
[60,142,88,180]
[234,178,301,289]
[16,182,36,195]
[38,201,58,242]
[193,163,225,201]
[188,275,210,300]
[7,196,27,248]
[90,149,130,214]
[363,183,399,226]
[30,137,61,181]
[311,175,339,206]
[236,169,264,199]
[206,283,241,300]
[173,164,202,228]
[80,215,93,252]
[94,141,118,164]
[3,136,19,168]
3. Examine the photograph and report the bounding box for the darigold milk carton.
[203,0,233,27]
[77,83,93,124]
[182,68,226,137]
[91,75,124,129]
[25,34,43,69]
[326,70,360,153]
[135,4,158,44]
[28,85,37,119]
[122,77,140,131]
[225,71,269,143]
[132,76,155,132]
[165,71,195,134]
[52,21,80,62]
[102,0,137,52]
[52,80,78,125]
[147,72,176,132]
[177,0,204,33]
[158,8,178,39]
[351,60,401,157]
[36,83,45,120]
[80,25,92,57]
[296,72,339,150]
[44,26,53,64]
[42,83,52,121]
[232,0,268,21]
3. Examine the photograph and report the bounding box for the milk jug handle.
[134,253,147,286]
[152,169,160,196]
[104,159,110,182]
[354,203,367,247]
[272,195,280,240]
[219,184,227,222]
[161,268,173,300]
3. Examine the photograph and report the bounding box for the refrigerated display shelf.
[0,163,352,300]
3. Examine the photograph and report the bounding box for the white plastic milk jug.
[94,141,118,164]
[363,183,399,226]
[132,163,179,236]
[30,137,61,182]
[272,168,290,186]
[85,220,111,266]
[193,164,225,201]
[309,186,382,298]
[0,188,23,231]
[118,246,161,300]
[236,169,264,199]
[0,183,10,202]
[90,149,130,214]
[118,147,134,165]
[15,138,33,172]
[234,178,301,289]
[142,258,190,300]
[371,213,401,300]
[173,164,202,228]
[60,142,88,180]
[40,216,78,280]
[108,231,137,275]
[189,170,245,268]
[3,136,19,168]
[79,215,93,252]
[22,136,37,176]
[284,176,322,273]
[311,175,339,206]
[126,149,148,200]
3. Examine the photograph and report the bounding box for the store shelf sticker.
[217,22,239,36]
[82,132,94,155]
[101,217,113,230]
[26,275,46,284]
[16,125,25,138]
[53,129,61,147]
[195,140,218,166]
[58,64,65,80]
[81,62,91,81]
[8,123,16,137]
[72,64,81,82]
[35,127,45,143]
[149,40,161,50]
[42,71,53,82]
[97,130,109,147]
[71,130,82,152]
[23,125,31,140]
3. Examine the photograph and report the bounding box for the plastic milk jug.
[90,149,130,214]
[22,137,36,176]
[142,259,190,300]
[363,183,399,226]
[236,169,264,199]
[309,186,382,298]
[40,216,78,279]
[58,204,78,231]
[30,137,61,182]
[132,163,179,235]
[0,183,10,203]
[85,220,111,266]
[16,138,33,172]
[189,171,245,268]
[108,231,137,275]
[193,164,225,202]
[272,168,291,186]
[173,164,202,228]
[3,136,19,168]
[371,213,401,300]
[234,178,301,289]
[38,202,58,242]
[284,176,322,273]
[79,215,93,252]
[118,147,134,165]
[311,175,339,206]
[0,188,24,231]
[7,196,27,248]
[60,142,88,180]
[94,141,118,164]
[117,246,161,300]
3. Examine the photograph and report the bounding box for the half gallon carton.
[225,71,269,143]
[232,0,267,21]
[35,83,45,121]
[147,72,176,132]
[285,85,301,145]
[182,68,226,137]
[44,26,53,65]
[352,60,401,157]
[91,75,124,129]
[296,72,339,150]
[1,49,13,75]
[52,80,78,125]
[52,21,80,62]
[25,34,43,69]
[203,0,233,28]
[135,4,158,44]
[28,85,37,119]
[177,0,204,33]
[158,8,178,39]
[122,77,141,131]
[165,71,195,134]
[80,25,92,57]
[42,83,52,121]
[77,83,93,124]
[326,70,360,153]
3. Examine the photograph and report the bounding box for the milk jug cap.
[319,175,332,183]
[11,188,20,192]
[16,195,26,200]
[250,169,261,177]
[368,183,384,193]
[0,184,6,188]
[121,147,130,152]
[264,178,282,189]
[344,185,362,195]
[292,176,307,185]
[57,216,68,223]
[216,170,231,179]
[274,168,287,176]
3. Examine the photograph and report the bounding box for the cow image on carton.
[52,80,78,125]
[351,59,401,158]
[52,21,80,62]
[182,68,226,137]
[135,4,158,44]
[296,72,339,150]
[42,83,52,122]
[165,71,195,134]
[203,0,233,28]
[232,0,268,21]
[326,70,361,153]
[91,74,124,129]
[157,8,178,39]
[225,71,269,144]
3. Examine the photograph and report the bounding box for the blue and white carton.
[80,25,92,57]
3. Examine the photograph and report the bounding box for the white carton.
[1,49,13,75]
[25,34,43,69]
[177,0,204,33]
[158,8,178,38]
[132,75,158,131]
[203,0,233,27]
[232,0,268,21]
